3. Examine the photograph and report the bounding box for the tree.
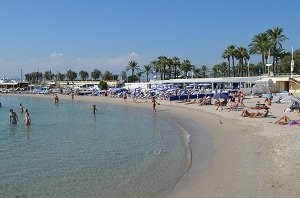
[249,32,270,74]
[277,48,300,73]
[235,47,249,76]
[91,69,101,80]
[171,56,181,79]
[199,65,208,78]
[157,56,168,80]
[126,61,140,83]
[44,70,54,81]
[120,70,127,82]
[24,72,43,84]
[180,59,192,78]
[150,60,160,79]
[212,62,227,77]
[98,81,108,90]
[102,71,113,81]
[56,72,65,81]
[266,27,288,72]
[144,65,152,82]
[66,70,77,82]
[222,47,231,77]
[194,67,201,78]
[136,71,144,82]
[222,45,236,76]
[79,70,89,81]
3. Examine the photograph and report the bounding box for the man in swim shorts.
[9,109,18,124]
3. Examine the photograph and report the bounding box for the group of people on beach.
[9,103,31,126]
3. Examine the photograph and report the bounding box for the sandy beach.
[5,93,300,198]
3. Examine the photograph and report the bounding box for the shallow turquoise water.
[0,95,190,198]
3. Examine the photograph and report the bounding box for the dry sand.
[6,93,300,198]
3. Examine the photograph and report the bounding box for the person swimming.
[9,109,18,124]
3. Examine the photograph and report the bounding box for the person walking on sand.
[24,109,31,126]
[9,109,18,124]
[92,105,98,114]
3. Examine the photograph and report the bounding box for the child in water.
[92,105,98,114]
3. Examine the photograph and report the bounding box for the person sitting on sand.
[199,96,211,106]
[226,101,239,112]
[215,98,228,110]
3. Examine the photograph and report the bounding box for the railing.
[272,73,300,77]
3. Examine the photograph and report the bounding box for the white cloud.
[49,52,64,59]
[0,52,142,78]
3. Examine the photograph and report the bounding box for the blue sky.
[0,0,299,78]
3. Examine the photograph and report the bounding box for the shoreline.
[2,93,300,197]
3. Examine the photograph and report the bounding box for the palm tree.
[272,47,287,73]
[166,58,173,79]
[91,69,101,80]
[144,65,152,82]
[225,45,236,77]
[126,61,140,83]
[249,33,270,74]
[235,47,249,76]
[66,70,77,82]
[212,62,227,77]
[79,70,89,81]
[172,57,181,79]
[157,56,168,80]
[150,60,160,80]
[266,27,288,72]
[180,59,192,78]
[200,65,208,78]
[136,71,144,82]
[222,47,231,77]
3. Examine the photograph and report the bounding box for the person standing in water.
[152,96,158,114]
[24,109,31,126]
[54,95,59,104]
[92,105,98,114]
[9,109,19,124]
[71,91,75,101]
[19,103,24,113]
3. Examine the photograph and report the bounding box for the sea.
[0,95,192,198]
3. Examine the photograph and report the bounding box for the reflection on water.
[24,126,31,142]
[9,125,17,140]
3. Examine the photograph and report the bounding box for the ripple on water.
[0,96,191,198]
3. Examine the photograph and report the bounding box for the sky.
[0,0,299,79]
